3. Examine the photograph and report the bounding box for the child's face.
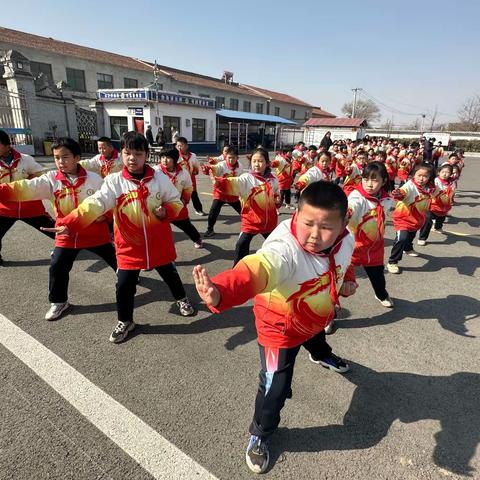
[308,149,317,158]
[407,153,414,160]
[175,141,188,154]
[0,142,11,157]
[294,204,348,254]
[122,147,147,174]
[226,153,238,165]
[438,168,451,180]
[53,147,79,175]
[251,152,267,174]
[356,155,367,165]
[222,146,229,156]
[319,156,330,169]
[414,168,430,187]
[97,141,114,158]
[160,155,175,171]
[362,174,385,195]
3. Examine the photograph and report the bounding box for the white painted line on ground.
[0,313,217,480]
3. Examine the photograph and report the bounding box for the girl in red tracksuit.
[0,138,117,321]
[385,148,399,192]
[397,151,415,187]
[418,164,455,244]
[342,152,367,197]
[271,148,294,209]
[347,162,395,307]
[210,148,281,265]
[387,162,436,274]
[294,152,332,192]
[50,132,195,344]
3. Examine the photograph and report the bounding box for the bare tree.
[457,95,480,131]
[342,98,381,123]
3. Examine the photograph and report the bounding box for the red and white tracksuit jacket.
[295,164,332,191]
[0,148,47,218]
[79,150,122,178]
[392,179,434,231]
[347,186,394,267]
[430,177,455,216]
[342,163,363,196]
[214,171,279,234]
[271,155,294,190]
[0,166,110,249]
[385,156,398,181]
[209,217,355,348]
[58,165,184,270]
[155,164,192,220]
[397,158,413,182]
[203,159,241,203]
[178,151,200,189]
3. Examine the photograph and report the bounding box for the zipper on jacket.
[140,199,150,269]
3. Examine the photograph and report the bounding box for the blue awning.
[216,109,297,125]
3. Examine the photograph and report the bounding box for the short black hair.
[319,151,332,160]
[0,129,11,146]
[298,181,348,218]
[97,136,112,145]
[438,163,453,175]
[160,147,179,164]
[250,147,270,164]
[51,137,81,157]
[120,131,149,153]
[308,145,318,151]
[362,161,388,184]
[226,146,239,156]
[176,136,188,145]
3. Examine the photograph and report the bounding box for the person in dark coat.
[156,127,166,147]
[320,131,333,151]
[145,125,154,146]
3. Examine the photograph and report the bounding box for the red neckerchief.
[250,172,274,197]
[53,166,88,209]
[99,149,118,177]
[412,179,434,196]
[290,212,349,308]
[438,177,451,187]
[0,148,22,182]
[122,165,155,216]
[357,184,390,234]
[226,159,239,174]
[179,151,192,163]
[160,163,183,185]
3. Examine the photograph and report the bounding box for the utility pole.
[430,105,438,131]
[153,60,160,126]
[420,113,426,132]
[351,88,362,118]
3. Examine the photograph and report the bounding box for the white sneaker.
[195,210,206,216]
[45,302,70,321]
[404,250,419,257]
[432,228,443,233]
[387,263,400,274]
[193,240,203,249]
[375,295,394,308]
[417,240,426,246]
[324,319,335,334]
[177,298,195,316]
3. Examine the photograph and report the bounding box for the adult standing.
[320,131,333,152]
[145,125,154,146]
[155,127,166,147]
[171,126,180,144]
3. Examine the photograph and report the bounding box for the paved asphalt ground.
[0,155,479,480]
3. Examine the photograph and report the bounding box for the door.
[133,117,145,134]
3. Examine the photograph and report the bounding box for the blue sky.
[3,0,479,127]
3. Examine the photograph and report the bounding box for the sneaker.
[177,298,195,316]
[375,295,394,308]
[44,302,70,321]
[432,228,443,233]
[404,250,419,257]
[386,263,400,274]
[204,230,215,238]
[288,204,296,210]
[193,240,203,249]
[245,435,270,474]
[109,321,135,343]
[309,352,350,373]
[417,239,426,246]
[324,319,335,335]
[195,210,206,216]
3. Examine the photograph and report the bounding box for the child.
[385,147,399,192]
[0,129,55,264]
[397,151,414,187]
[418,164,455,245]
[156,148,203,249]
[333,145,348,185]
[80,136,122,178]
[347,162,394,307]
[193,181,356,474]
[176,137,205,216]
[0,137,117,320]
[432,141,444,169]
[386,162,436,274]
[294,152,332,192]
[342,152,366,196]
[47,132,195,343]
[208,144,230,164]
[202,146,242,238]
[209,148,280,265]
[271,148,294,209]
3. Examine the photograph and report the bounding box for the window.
[243,101,251,112]
[290,109,296,119]
[256,103,264,114]
[192,118,206,142]
[215,96,225,109]
[305,111,310,119]
[199,93,210,98]
[230,98,239,110]
[66,67,86,91]
[163,116,181,140]
[31,61,53,85]
[97,73,113,89]
[110,116,128,140]
[274,107,280,116]
[178,90,191,95]
[124,77,138,88]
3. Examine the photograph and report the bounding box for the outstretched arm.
[192,265,221,308]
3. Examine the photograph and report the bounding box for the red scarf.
[356,184,389,235]
[53,166,88,209]
[160,164,183,186]
[121,165,155,216]
[0,148,22,182]
[99,149,118,177]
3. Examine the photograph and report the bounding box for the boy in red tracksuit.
[294,152,332,192]
[397,151,415,187]
[80,136,122,178]
[0,138,116,320]
[418,163,455,244]
[156,148,203,249]
[0,129,55,264]
[47,132,195,344]
[209,148,280,265]
[202,146,242,237]
[271,148,294,209]
[193,180,356,474]
[387,162,436,274]
[385,147,399,192]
